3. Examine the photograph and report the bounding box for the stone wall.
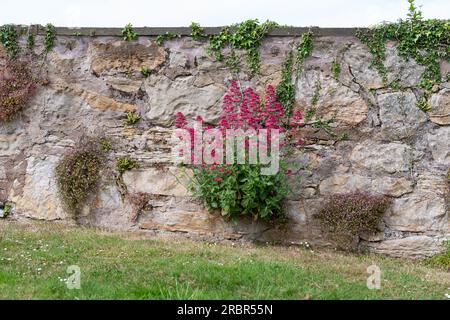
[0,28,448,258]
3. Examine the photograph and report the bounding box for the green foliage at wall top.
[44,23,56,53]
[190,19,278,74]
[122,23,138,41]
[356,0,449,91]
[156,32,181,46]
[0,25,19,57]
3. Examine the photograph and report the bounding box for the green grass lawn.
[0,220,448,300]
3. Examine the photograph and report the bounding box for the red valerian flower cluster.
[175,80,304,162]
[174,80,304,220]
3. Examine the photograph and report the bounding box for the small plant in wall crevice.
[116,156,138,174]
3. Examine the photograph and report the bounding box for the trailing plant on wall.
[189,19,278,74]
[156,32,181,45]
[314,191,391,250]
[0,25,19,57]
[356,0,449,91]
[296,31,314,73]
[0,59,37,122]
[43,23,56,53]
[55,137,109,217]
[276,31,315,117]
[175,80,304,221]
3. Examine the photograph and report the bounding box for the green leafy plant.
[314,191,391,250]
[175,81,304,222]
[296,31,314,72]
[99,137,112,152]
[331,60,341,79]
[26,33,35,51]
[356,0,449,90]
[0,202,13,218]
[55,138,107,216]
[190,22,204,41]
[0,25,19,57]
[416,94,431,112]
[276,51,295,117]
[191,163,290,221]
[116,156,138,174]
[44,23,56,53]
[156,32,181,45]
[0,59,37,122]
[122,23,138,41]
[304,107,316,123]
[140,67,151,78]
[276,33,314,117]
[192,19,277,74]
[311,116,335,136]
[311,78,321,106]
[124,111,141,126]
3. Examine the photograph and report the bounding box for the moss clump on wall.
[55,138,107,217]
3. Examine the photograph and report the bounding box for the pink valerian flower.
[174,80,304,165]
[175,112,187,128]
[213,177,222,182]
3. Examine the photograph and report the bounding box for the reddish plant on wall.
[174,80,304,221]
[0,59,37,123]
[314,191,391,250]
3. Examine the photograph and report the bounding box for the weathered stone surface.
[427,126,450,165]
[139,209,242,239]
[79,183,134,230]
[350,140,414,174]
[88,40,167,76]
[384,173,448,232]
[384,44,426,87]
[295,70,368,126]
[106,77,143,94]
[9,156,66,220]
[362,236,446,258]
[51,81,137,112]
[377,91,427,140]
[429,89,450,125]
[319,173,413,197]
[123,167,189,197]
[342,42,384,89]
[144,75,225,124]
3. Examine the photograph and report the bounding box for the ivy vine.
[0,25,19,57]
[356,0,449,91]
[296,31,314,72]
[276,30,315,117]
[44,23,56,53]
[189,19,278,74]
[276,51,295,117]
[156,32,181,45]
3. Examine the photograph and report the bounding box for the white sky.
[0,0,448,27]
